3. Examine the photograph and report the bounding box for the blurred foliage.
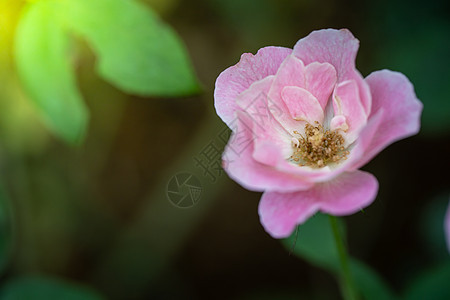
[375,23,450,135]
[0,0,447,299]
[368,0,450,135]
[0,276,104,300]
[61,0,201,97]
[283,214,398,300]
[15,0,88,144]
[0,0,50,154]
[0,183,13,276]
[404,261,450,300]
[143,0,179,16]
[284,213,345,271]
[350,260,398,300]
[283,208,450,300]
[0,0,24,66]
[14,0,200,144]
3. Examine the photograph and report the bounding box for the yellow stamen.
[290,122,349,168]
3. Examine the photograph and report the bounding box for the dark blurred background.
[0,0,449,299]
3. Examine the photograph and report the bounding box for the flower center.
[290,122,349,168]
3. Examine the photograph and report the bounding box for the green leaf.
[404,261,450,300]
[283,213,398,299]
[14,1,89,144]
[375,22,450,135]
[282,213,344,271]
[0,276,104,300]
[61,0,201,97]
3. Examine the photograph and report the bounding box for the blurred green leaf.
[376,21,450,135]
[0,276,104,300]
[0,183,13,275]
[283,213,398,299]
[62,0,201,97]
[350,260,398,300]
[15,0,88,144]
[404,261,450,300]
[282,213,343,271]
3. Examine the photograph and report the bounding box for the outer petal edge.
[357,70,423,167]
[258,170,378,238]
[214,46,292,126]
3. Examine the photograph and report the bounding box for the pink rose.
[214,29,422,238]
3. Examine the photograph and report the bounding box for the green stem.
[329,215,358,300]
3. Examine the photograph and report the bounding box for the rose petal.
[214,46,292,126]
[252,140,285,167]
[253,124,372,186]
[330,115,348,131]
[235,76,295,169]
[281,86,324,124]
[236,76,292,148]
[333,80,367,143]
[318,170,378,215]
[305,62,337,110]
[253,140,337,183]
[254,108,378,184]
[268,55,308,132]
[258,170,378,238]
[235,76,276,129]
[223,111,314,192]
[270,55,306,92]
[251,111,384,185]
[348,109,384,171]
[293,29,357,81]
[357,70,423,167]
[258,190,321,238]
[293,29,371,115]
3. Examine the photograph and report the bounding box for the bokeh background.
[0,0,449,299]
